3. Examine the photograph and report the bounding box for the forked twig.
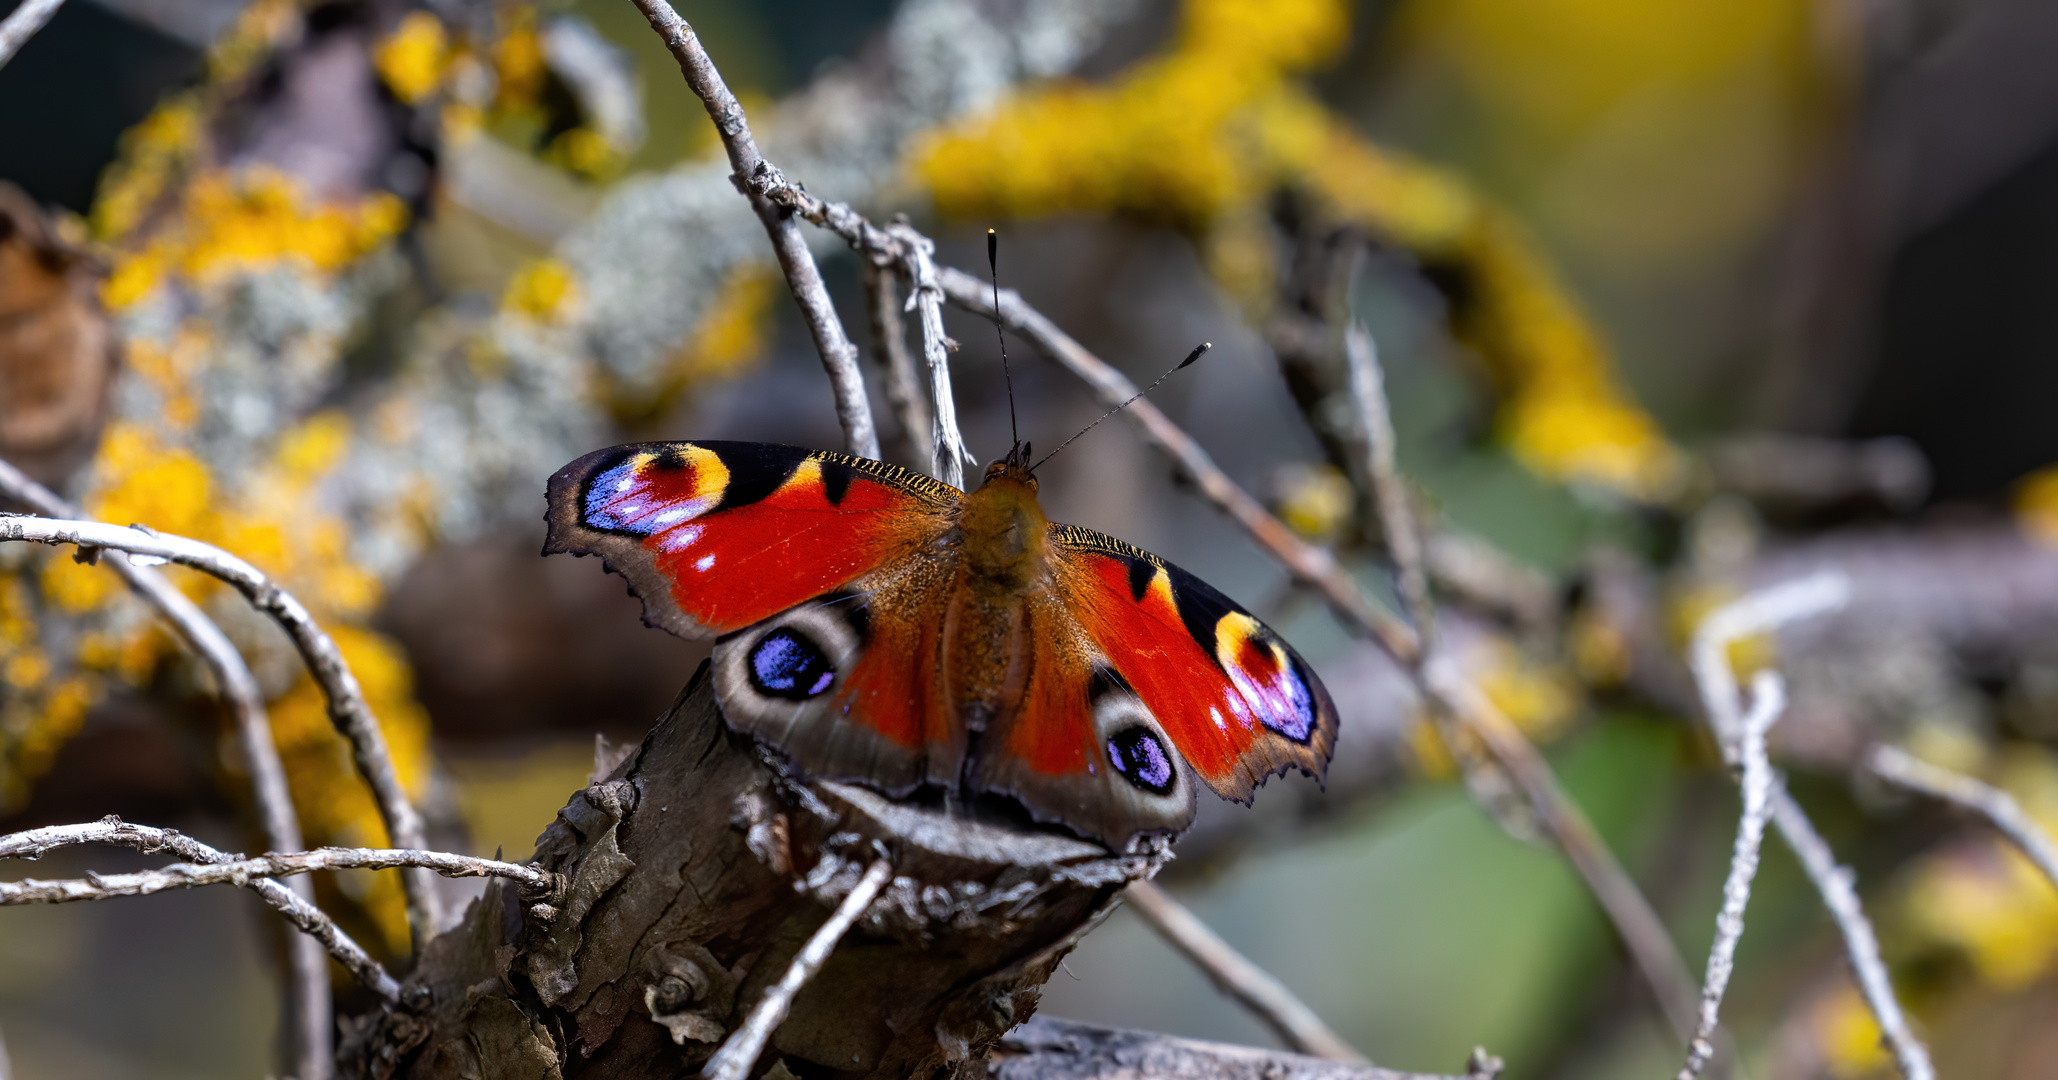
[0,818,401,1001]
[625,0,878,461]
[1124,879,1366,1062]
[0,458,333,1078]
[1678,670,1786,1080]
[703,858,894,1080]
[1689,576,1934,1080]
[894,223,978,488]
[0,513,442,940]
[1868,744,2058,896]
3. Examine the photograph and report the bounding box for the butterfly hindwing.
[710,569,962,796]
[968,591,1200,844]
[1047,524,1338,803]
[544,441,959,638]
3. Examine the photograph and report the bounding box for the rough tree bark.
[339,663,1168,1079]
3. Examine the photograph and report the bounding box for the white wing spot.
[694,554,716,572]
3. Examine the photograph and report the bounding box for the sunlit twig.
[702,858,894,1080]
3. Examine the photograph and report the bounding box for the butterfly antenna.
[1030,342,1210,472]
[988,228,1020,451]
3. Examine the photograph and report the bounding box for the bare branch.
[0,818,400,1001]
[893,223,978,488]
[0,458,332,1077]
[1868,744,2058,897]
[1768,786,1935,1080]
[0,0,65,70]
[703,857,894,1080]
[862,259,933,471]
[994,1016,1489,1080]
[1339,324,1701,1043]
[625,0,878,460]
[0,513,441,939]
[1124,879,1366,1063]
[1678,671,1787,1080]
[0,844,552,905]
[1345,324,1432,641]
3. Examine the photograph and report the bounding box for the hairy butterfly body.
[545,439,1337,848]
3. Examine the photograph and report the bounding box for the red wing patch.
[1049,524,1338,802]
[544,441,959,639]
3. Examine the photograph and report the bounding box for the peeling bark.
[343,662,1164,1079]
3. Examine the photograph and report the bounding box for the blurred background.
[4,0,2058,1077]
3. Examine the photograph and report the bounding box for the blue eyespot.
[1106,726,1175,795]
[749,628,836,700]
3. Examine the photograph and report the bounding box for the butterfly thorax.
[945,460,1051,730]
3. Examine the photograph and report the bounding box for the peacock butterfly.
[542,436,1338,849]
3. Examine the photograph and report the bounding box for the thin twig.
[625,0,878,461]
[1335,323,1701,1044]
[1345,324,1432,641]
[0,845,551,904]
[895,223,978,487]
[0,459,332,1078]
[0,0,66,69]
[0,818,401,1001]
[1767,787,1935,1080]
[0,513,441,940]
[703,857,894,1080]
[1678,670,1787,1080]
[862,258,934,471]
[1688,575,1933,1080]
[1124,879,1366,1063]
[1868,744,2058,897]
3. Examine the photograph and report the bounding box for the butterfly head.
[964,440,1046,584]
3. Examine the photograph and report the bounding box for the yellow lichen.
[105,169,408,309]
[502,258,581,323]
[1900,749,2058,990]
[1812,983,1891,1077]
[910,0,1683,499]
[2013,464,2058,547]
[374,12,450,106]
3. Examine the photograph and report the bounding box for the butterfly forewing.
[544,440,959,637]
